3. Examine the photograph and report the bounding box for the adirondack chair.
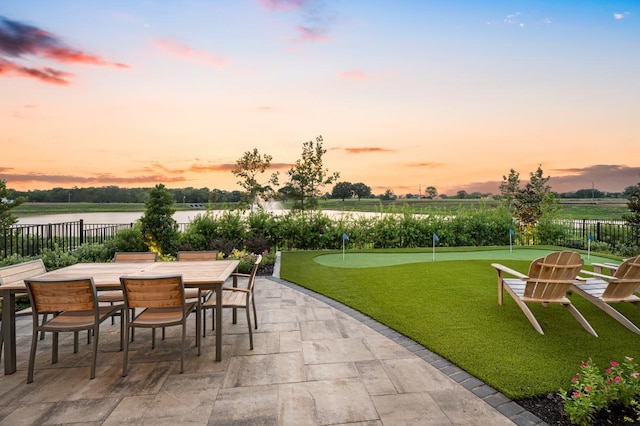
[492,251,597,336]
[572,255,640,334]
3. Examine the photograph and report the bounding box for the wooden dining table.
[1,260,239,375]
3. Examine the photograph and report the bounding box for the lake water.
[15,208,383,225]
[16,210,209,225]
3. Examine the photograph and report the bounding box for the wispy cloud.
[258,0,307,11]
[340,69,367,81]
[0,16,129,85]
[504,12,525,28]
[1,172,184,186]
[406,162,443,168]
[613,12,631,20]
[257,0,335,44]
[152,38,228,67]
[295,25,330,42]
[343,147,394,154]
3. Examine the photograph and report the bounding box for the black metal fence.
[1,218,637,260]
[1,221,135,259]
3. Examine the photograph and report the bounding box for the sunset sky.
[1,0,639,196]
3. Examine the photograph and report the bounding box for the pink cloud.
[258,0,306,11]
[153,38,228,67]
[295,25,330,42]
[0,16,129,85]
[340,69,367,81]
[344,147,394,154]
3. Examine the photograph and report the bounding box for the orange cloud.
[0,58,72,85]
[153,38,228,67]
[406,162,443,168]
[189,164,236,173]
[344,147,394,154]
[1,172,185,186]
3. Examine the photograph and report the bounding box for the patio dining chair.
[201,255,261,349]
[23,277,124,383]
[120,274,198,376]
[572,255,640,334]
[492,251,597,336]
[100,251,157,330]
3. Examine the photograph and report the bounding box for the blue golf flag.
[509,229,515,237]
[588,233,593,241]
[342,233,349,241]
[433,233,439,242]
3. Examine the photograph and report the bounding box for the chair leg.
[39,313,49,340]
[246,305,253,350]
[74,331,79,354]
[122,323,130,377]
[564,304,598,337]
[152,328,156,349]
[90,326,99,379]
[52,332,59,364]
[27,327,39,384]
[252,298,258,330]
[180,322,186,373]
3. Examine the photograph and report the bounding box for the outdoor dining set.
[0,251,261,383]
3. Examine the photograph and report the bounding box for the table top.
[0,260,240,291]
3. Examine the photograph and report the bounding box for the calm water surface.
[16,210,208,225]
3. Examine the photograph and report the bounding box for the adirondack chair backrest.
[524,251,583,301]
[601,255,640,300]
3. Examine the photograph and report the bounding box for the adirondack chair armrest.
[578,269,613,280]
[491,263,528,280]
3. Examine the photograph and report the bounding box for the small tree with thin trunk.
[286,135,339,211]
[232,148,279,209]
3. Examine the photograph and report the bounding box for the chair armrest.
[579,269,614,280]
[230,273,251,278]
[222,287,250,294]
[491,263,528,280]
[591,262,619,274]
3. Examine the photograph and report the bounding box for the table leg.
[215,285,222,361]
[232,274,238,324]
[2,290,17,374]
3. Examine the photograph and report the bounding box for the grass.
[280,247,640,399]
[317,198,628,220]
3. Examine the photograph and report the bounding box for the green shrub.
[105,225,146,254]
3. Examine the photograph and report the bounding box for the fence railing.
[1,221,135,259]
[1,218,637,260]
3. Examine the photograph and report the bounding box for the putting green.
[314,249,615,268]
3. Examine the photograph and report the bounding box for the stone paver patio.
[0,276,546,425]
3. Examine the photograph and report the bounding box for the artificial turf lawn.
[280,247,640,399]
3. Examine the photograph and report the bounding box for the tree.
[499,169,520,214]
[332,181,353,201]
[622,181,640,241]
[425,186,438,199]
[380,189,396,201]
[0,179,25,229]
[139,183,179,256]
[232,148,279,208]
[352,182,371,200]
[512,166,558,228]
[286,135,340,211]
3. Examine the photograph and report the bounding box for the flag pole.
[432,238,435,262]
[342,238,345,261]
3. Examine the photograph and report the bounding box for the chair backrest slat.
[25,278,96,313]
[601,255,640,300]
[177,251,219,261]
[114,252,157,263]
[524,251,583,300]
[120,275,185,309]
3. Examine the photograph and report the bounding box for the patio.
[0,276,543,425]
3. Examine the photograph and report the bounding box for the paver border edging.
[266,276,548,426]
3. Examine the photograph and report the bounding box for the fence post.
[80,219,84,245]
